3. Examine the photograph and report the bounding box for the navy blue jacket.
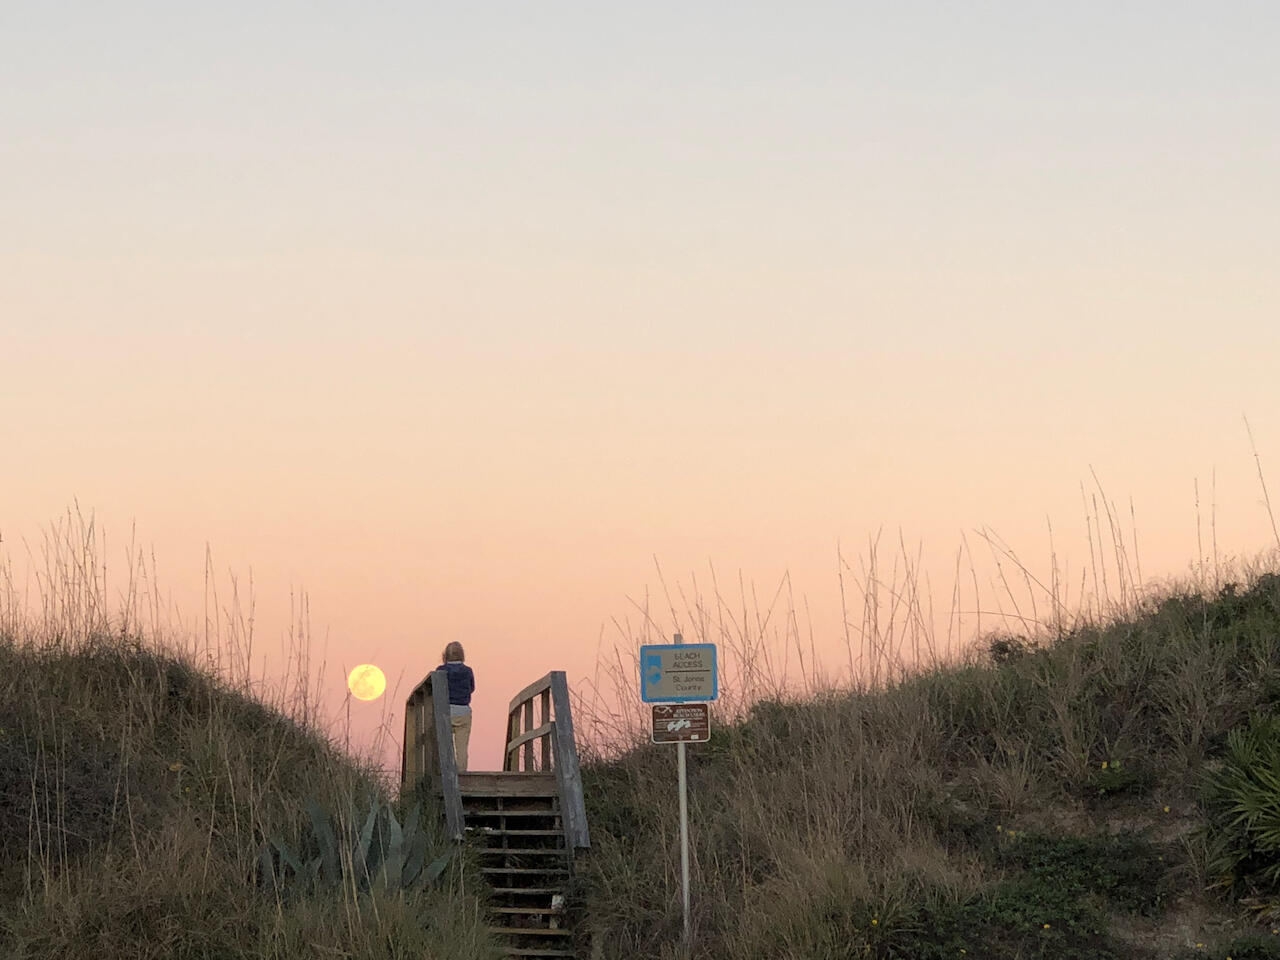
[438,661,475,707]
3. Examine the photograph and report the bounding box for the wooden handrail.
[504,721,555,758]
[506,674,555,714]
[504,670,589,850]
[400,668,464,841]
[405,666,589,851]
[401,673,437,793]
[504,674,553,772]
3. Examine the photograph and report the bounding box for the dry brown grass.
[575,506,1280,958]
[0,511,498,960]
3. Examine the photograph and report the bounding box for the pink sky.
[5,3,1280,769]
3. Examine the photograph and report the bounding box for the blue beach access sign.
[639,643,718,703]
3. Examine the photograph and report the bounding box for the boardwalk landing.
[403,671,590,959]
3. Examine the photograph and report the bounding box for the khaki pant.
[450,710,472,771]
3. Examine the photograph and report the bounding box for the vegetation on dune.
[0,628,497,960]
[9,506,1280,960]
[579,570,1280,960]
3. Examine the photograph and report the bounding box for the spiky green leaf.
[423,849,453,886]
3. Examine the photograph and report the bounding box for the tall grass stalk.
[576,458,1280,957]
[0,510,496,960]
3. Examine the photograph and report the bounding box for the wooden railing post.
[401,690,417,788]
[503,707,517,772]
[549,671,590,850]
[430,669,465,840]
[539,687,552,770]
[521,699,533,769]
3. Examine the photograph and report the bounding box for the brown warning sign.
[651,703,711,744]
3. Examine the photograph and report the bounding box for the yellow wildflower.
[1101,761,1108,769]
[168,762,184,772]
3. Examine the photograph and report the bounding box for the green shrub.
[995,830,1172,914]
[873,831,1171,960]
[1084,757,1157,804]
[1203,713,1280,913]
[882,876,1119,960]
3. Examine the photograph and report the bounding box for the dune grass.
[0,517,498,960]
[577,558,1280,960]
[9,485,1280,960]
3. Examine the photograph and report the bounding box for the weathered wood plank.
[504,722,554,756]
[539,689,551,769]
[549,671,590,850]
[522,699,535,770]
[401,689,417,788]
[458,771,557,797]
[431,669,465,840]
[506,673,554,715]
[402,683,438,792]
[503,705,520,772]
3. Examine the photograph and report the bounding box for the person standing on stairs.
[439,641,475,771]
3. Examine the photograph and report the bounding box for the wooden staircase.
[403,671,591,959]
[463,772,576,957]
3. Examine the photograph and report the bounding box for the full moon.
[347,664,386,701]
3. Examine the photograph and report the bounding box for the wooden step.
[494,906,565,916]
[482,867,568,876]
[459,772,557,797]
[490,926,572,937]
[500,949,576,958]
[481,828,564,837]
[479,848,568,856]
[490,887,564,896]
[466,808,559,818]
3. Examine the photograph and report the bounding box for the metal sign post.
[675,634,691,945]
[641,633,717,947]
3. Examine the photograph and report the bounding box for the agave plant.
[259,797,453,898]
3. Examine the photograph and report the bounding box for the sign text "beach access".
[639,643,718,702]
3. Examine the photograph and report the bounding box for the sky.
[4,2,1280,770]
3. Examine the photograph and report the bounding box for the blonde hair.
[442,641,465,663]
